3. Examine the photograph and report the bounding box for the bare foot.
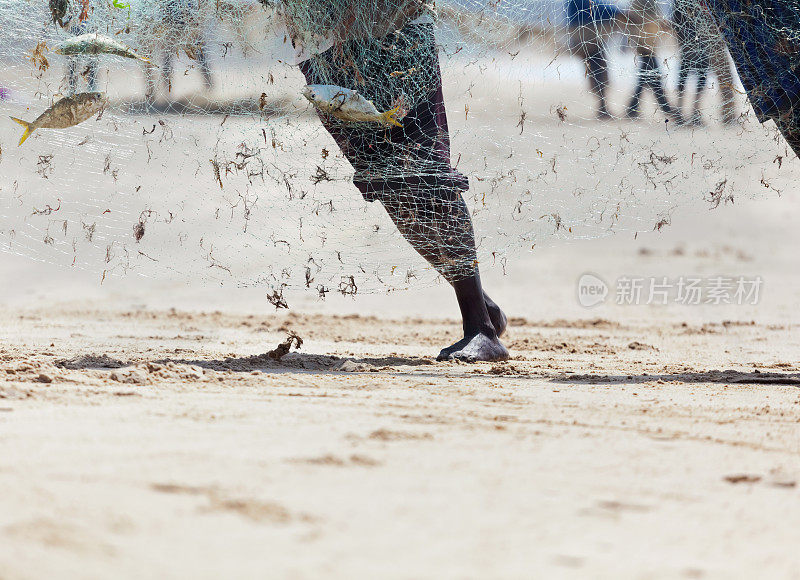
[436,295,507,360]
[436,336,470,360]
[437,333,509,362]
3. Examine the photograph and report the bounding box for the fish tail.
[10,117,33,146]
[381,105,403,128]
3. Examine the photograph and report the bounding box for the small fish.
[10,92,107,146]
[302,85,403,127]
[55,33,152,65]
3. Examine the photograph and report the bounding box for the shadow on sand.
[157,352,435,373]
[56,351,435,373]
[554,369,800,386]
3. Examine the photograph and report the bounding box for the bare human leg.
[380,192,508,361]
[299,22,509,361]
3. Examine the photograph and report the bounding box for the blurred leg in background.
[162,51,174,94]
[195,41,214,91]
[626,0,680,122]
[628,53,680,121]
[65,9,99,95]
[585,45,612,118]
[567,0,623,119]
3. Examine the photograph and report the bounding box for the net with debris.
[0,0,797,297]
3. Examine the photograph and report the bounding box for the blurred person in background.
[64,0,98,95]
[159,0,213,95]
[566,0,625,119]
[625,0,681,123]
[139,0,214,102]
[672,0,710,125]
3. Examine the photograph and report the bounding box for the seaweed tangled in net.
[0,0,797,295]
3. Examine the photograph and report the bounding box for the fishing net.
[0,0,797,299]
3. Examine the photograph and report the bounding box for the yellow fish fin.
[381,104,403,128]
[10,117,33,146]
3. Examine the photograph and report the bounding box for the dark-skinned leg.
[687,69,707,126]
[627,58,645,118]
[586,48,611,119]
[676,58,688,119]
[162,51,173,95]
[382,195,506,337]
[643,55,681,122]
[197,42,214,90]
[380,191,508,361]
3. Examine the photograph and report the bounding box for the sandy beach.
[3,178,800,577]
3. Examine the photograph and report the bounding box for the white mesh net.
[0,0,796,299]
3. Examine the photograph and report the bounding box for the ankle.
[463,322,497,339]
